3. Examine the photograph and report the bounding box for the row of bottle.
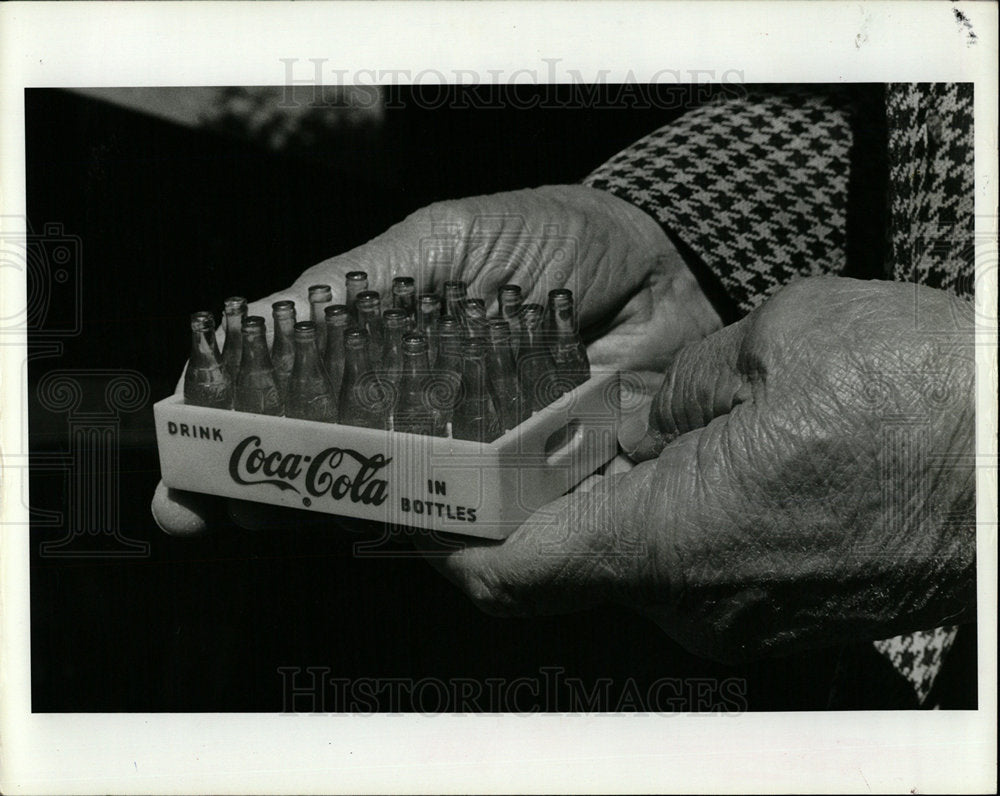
[183,275,590,442]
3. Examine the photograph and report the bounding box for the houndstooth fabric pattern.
[872,625,960,706]
[584,85,975,706]
[887,83,975,298]
[583,89,854,314]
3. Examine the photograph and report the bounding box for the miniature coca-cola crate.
[154,371,621,539]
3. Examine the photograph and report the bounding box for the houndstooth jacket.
[584,83,975,707]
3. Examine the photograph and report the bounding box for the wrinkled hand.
[428,277,976,663]
[152,184,722,534]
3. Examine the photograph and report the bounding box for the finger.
[151,480,214,537]
[620,320,750,461]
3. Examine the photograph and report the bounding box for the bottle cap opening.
[308,285,333,300]
[392,276,415,287]
[437,315,460,331]
[325,304,349,317]
[243,315,266,329]
[355,290,380,305]
[499,284,523,298]
[190,311,214,329]
[224,296,247,312]
[346,271,368,282]
[418,293,442,305]
[461,338,487,355]
[344,328,368,345]
[402,333,428,351]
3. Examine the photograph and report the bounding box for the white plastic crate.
[154,371,620,539]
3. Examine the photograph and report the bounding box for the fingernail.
[617,411,650,456]
[618,409,669,462]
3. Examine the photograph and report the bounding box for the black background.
[26,86,974,712]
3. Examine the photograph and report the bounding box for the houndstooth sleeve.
[583,89,854,316]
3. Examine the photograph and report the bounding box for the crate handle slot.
[544,419,585,467]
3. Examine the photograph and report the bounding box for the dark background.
[26,85,975,712]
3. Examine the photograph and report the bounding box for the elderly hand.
[427,276,976,663]
[151,185,722,534]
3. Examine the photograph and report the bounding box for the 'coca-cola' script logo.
[228,435,391,507]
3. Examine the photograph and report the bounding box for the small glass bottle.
[516,303,559,412]
[391,276,417,326]
[381,308,409,388]
[354,290,384,362]
[270,300,297,400]
[545,288,590,392]
[285,321,337,422]
[308,284,334,355]
[497,284,524,355]
[451,338,503,443]
[392,333,445,437]
[184,311,232,408]
[323,304,351,401]
[338,328,390,430]
[221,296,247,381]
[442,280,468,319]
[486,319,530,431]
[233,316,283,415]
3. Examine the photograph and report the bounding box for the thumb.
[151,480,216,537]
[618,319,750,462]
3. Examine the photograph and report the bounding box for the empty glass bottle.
[323,304,351,401]
[285,321,337,422]
[270,300,297,400]
[486,319,530,431]
[338,328,390,430]
[452,338,503,442]
[233,316,282,415]
[545,288,590,392]
[497,284,524,355]
[443,280,468,319]
[308,284,334,354]
[184,311,232,408]
[391,276,416,325]
[345,271,369,323]
[221,296,247,381]
[516,303,560,412]
[354,290,384,361]
[392,333,445,437]
[381,308,409,388]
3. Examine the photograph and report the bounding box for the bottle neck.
[190,327,220,366]
[324,323,348,354]
[461,356,490,398]
[402,349,430,376]
[241,328,273,364]
[273,316,295,350]
[343,345,370,377]
[225,311,245,335]
[293,336,323,369]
